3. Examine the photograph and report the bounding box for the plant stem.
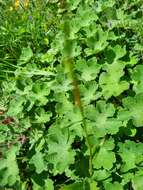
[60,0,93,176]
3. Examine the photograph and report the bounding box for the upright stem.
[60,0,93,176]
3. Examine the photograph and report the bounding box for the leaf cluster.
[0,0,143,189]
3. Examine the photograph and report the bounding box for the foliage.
[0,0,143,189]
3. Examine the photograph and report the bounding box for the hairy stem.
[60,0,93,176]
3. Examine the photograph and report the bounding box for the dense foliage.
[0,0,143,189]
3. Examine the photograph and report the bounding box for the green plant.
[0,0,143,189]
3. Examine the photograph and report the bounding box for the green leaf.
[32,81,50,97]
[30,152,46,174]
[15,63,55,77]
[93,169,111,181]
[131,65,143,94]
[67,0,81,10]
[29,129,45,152]
[18,47,33,65]
[0,145,20,186]
[122,172,134,185]
[83,23,98,38]
[59,183,82,190]
[85,28,108,55]
[102,7,117,20]
[40,49,56,63]
[55,98,83,138]
[80,81,100,104]
[112,45,126,60]
[93,138,116,170]
[59,181,89,190]
[118,140,143,172]
[86,101,122,137]
[46,126,76,174]
[118,93,143,127]
[31,81,50,106]
[34,108,52,124]
[32,178,54,190]
[99,60,129,99]
[99,45,128,98]
[60,180,99,190]
[132,171,143,190]
[43,178,54,190]
[75,58,101,82]
[104,182,123,190]
[52,65,72,92]
[95,0,115,13]
[76,4,98,27]
[7,96,25,117]
[89,180,99,190]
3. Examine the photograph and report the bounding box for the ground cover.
[0,0,143,189]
